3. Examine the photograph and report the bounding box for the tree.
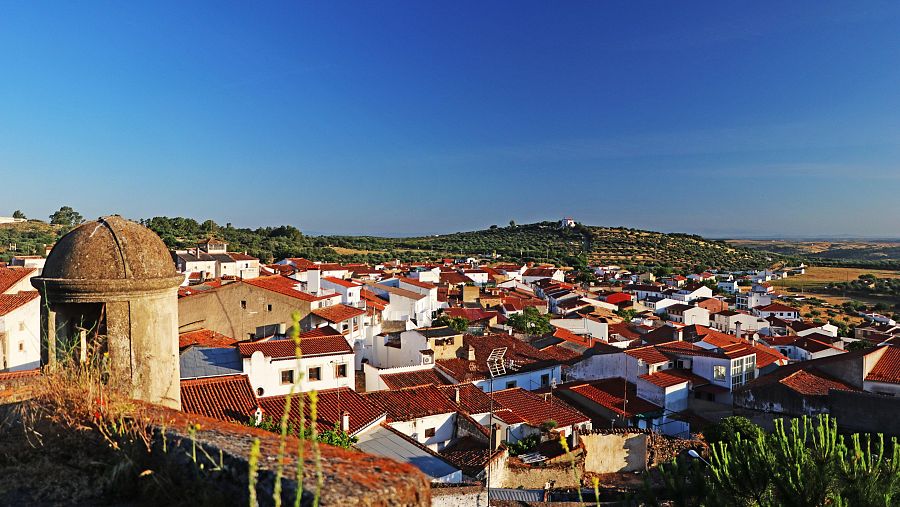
[49,206,84,227]
[507,306,551,336]
[509,220,516,228]
[652,415,900,506]
[11,210,25,219]
[616,308,637,322]
[703,416,763,446]
[433,314,469,333]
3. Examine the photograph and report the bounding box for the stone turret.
[32,216,183,409]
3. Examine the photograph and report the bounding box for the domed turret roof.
[41,216,179,282]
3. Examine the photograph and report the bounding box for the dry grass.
[771,267,900,290]
[329,246,388,255]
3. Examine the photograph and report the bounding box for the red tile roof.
[638,369,709,388]
[443,307,499,322]
[0,291,39,316]
[0,267,35,294]
[362,384,459,421]
[435,333,562,382]
[179,329,237,350]
[437,383,494,414]
[865,346,900,384]
[566,379,661,418]
[244,275,338,302]
[779,370,858,396]
[322,276,359,288]
[237,332,351,359]
[259,387,384,435]
[360,289,388,311]
[694,327,788,368]
[490,387,589,428]
[398,277,437,290]
[380,368,452,389]
[624,345,670,365]
[180,374,257,423]
[311,304,366,323]
[439,272,471,285]
[755,303,798,313]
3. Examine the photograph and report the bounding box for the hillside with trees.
[1,211,790,269]
[141,218,785,270]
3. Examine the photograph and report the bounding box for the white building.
[239,329,355,397]
[175,239,260,280]
[0,291,41,371]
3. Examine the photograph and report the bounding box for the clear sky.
[2,2,899,238]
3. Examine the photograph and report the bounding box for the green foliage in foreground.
[247,416,358,449]
[703,416,764,446]
[641,414,900,507]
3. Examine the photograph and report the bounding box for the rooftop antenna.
[486,346,508,502]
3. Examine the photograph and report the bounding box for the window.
[240,300,247,309]
[257,387,265,396]
[505,381,517,389]
[424,428,436,438]
[267,304,273,312]
[335,364,348,378]
[713,365,726,381]
[540,374,550,387]
[18,342,24,352]
[19,322,25,331]
[308,367,322,382]
[280,370,294,385]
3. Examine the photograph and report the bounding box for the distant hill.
[325,221,783,270]
[143,217,783,269]
[729,239,900,270]
[0,220,61,261]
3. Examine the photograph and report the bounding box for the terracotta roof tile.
[259,387,384,435]
[244,275,339,302]
[865,346,900,384]
[624,345,670,364]
[362,384,459,421]
[779,370,858,396]
[437,383,493,414]
[311,304,366,323]
[323,276,359,288]
[638,369,709,388]
[237,331,351,359]
[380,368,452,390]
[566,379,661,418]
[0,267,35,294]
[435,333,562,382]
[179,329,237,350]
[490,387,589,428]
[180,374,257,423]
[0,291,39,316]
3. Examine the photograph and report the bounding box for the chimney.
[277,323,287,336]
[491,423,502,450]
[253,406,264,426]
[341,411,350,432]
[308,268,321,295]
[467,345,476,361]
[454,387,461,404]
[735,321,743,338]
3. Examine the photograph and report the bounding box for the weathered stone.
[32,216,183,409]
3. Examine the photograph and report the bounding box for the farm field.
[772,266,900,307]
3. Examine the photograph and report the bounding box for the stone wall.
[827,389,900,437]
[431,485,488,507]
[580,431,647,473]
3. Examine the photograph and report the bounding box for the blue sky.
[1,2,899,237]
